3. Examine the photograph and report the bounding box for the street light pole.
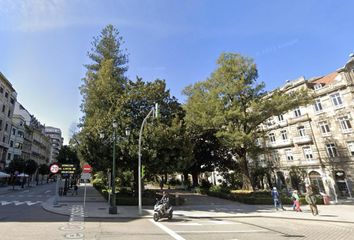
[109,120,118,214]
[138,103,158,215]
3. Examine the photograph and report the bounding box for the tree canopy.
[183,52,310,190]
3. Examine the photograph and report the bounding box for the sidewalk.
[41,184,354,223]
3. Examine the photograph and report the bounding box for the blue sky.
[0,0,353,144]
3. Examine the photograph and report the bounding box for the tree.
[183,53,310,190]
[38,164,49,184]
[78,24,129,172]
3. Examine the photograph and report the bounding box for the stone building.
[260,55,354,200]
[0,72,17,170]
[44,126,63,164]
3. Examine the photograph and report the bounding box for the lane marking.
[176,230,268,233]
[149,219,186,240]
[0,201,12,206]
[45,190,51,194]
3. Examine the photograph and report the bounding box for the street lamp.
[100,120,130,214]
[138,103,158,215]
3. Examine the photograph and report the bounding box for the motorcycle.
[153,198,173,222]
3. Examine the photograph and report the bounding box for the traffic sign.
[82,164,92,173]
[50,164,60,174]
[60,164,76,174]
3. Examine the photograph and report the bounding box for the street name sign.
[60,164,76,174]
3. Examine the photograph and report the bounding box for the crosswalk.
[0,201,43,206]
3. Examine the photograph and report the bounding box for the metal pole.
[84,182,87,208]
[53,175,59,206]
[138,108,154,215]
[109,127,117,214]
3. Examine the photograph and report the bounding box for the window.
[7,110,10,117]
[2,105,5,113]
[18,131,24,138]
[278,115,284,122]
[12,128,16,135]
[326,144,338,157]
[298,126,306,137]
[314,84,323,90]
[271,151,280,162]
[347,142,354,156]
[0,87,3,93]
[319,121,331,135]
[7,153,11,160]
[2,136,5,142]
[285,149,294,161]
[5,123,8,131]
[314,99,323,112]
[339,116,352,132]
[10,98,14,104]
[269,133,276,143]
[280,130,288,140]
[5,92,8,98]
[331,93,343,107]
[294,107,301,117]
[0,120,2,130]
[303,147,313,161]
[10,140,13,147]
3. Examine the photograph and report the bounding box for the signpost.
[81,164,92,208]
[50,163,60,206]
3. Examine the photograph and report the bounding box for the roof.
[311,72,338,85]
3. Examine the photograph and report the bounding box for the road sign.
[60,164,76,174]
[82,164,92,173]
[81,173,91,180]
[50,164,60,174]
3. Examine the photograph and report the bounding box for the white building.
[44,126,63,163]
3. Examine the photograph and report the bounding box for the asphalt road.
[1,184,353,240]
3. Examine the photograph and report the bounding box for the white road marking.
[149,219,186,240]
[0,201,43,206]
[174,223,202,226]
[176,230,268,233]
[25,201,42,206]
[0,201,12,206]
[13,201,26,206]
[45,190,51,194]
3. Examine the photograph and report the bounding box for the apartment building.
[44,126,63,163]
[7,114,26,165]
[261,55,354,200]
[0,72,17,170]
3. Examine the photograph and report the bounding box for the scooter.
[153,199,173,222]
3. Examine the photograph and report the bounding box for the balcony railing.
[267,139,293,148]
[288,113,310,125]
[293,135,312,144]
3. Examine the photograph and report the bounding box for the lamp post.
[138,103,158,215]
[100,121,130,215]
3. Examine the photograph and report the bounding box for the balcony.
[267,139,293,148]
[293,135,313,145]
[288,113,310,125]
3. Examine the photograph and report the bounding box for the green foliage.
[183,52,311,190]
[24,159,38,175]
[38,164,49,175]
[7,158,25,174]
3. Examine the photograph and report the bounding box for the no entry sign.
[82,164,92,173]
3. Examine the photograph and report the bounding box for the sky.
[0,0,353,144]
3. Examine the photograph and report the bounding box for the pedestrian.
[271,187,285,211]
[72,184,78,196]
[305,184,318,216]
[291,190,302,212]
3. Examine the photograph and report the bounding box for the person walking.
[72,183,78,196]
[305,184,318,216]
[271,187,285,211]
[292,190,302,212]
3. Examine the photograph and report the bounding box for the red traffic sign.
[50,163,60,174]
[82,164,92,173]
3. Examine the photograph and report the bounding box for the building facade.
[7,114,25,165]
[44,126,63,164]
[260,55,354,200]
[0,72,17,170]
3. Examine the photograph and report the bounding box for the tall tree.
[183,53,310,190]
[78,24,129,170]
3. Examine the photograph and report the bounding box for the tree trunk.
[192,172,199,187]
[240,156,254,191]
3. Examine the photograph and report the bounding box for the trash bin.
[322,194,330,205]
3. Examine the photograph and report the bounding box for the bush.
[168,178,182,186]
